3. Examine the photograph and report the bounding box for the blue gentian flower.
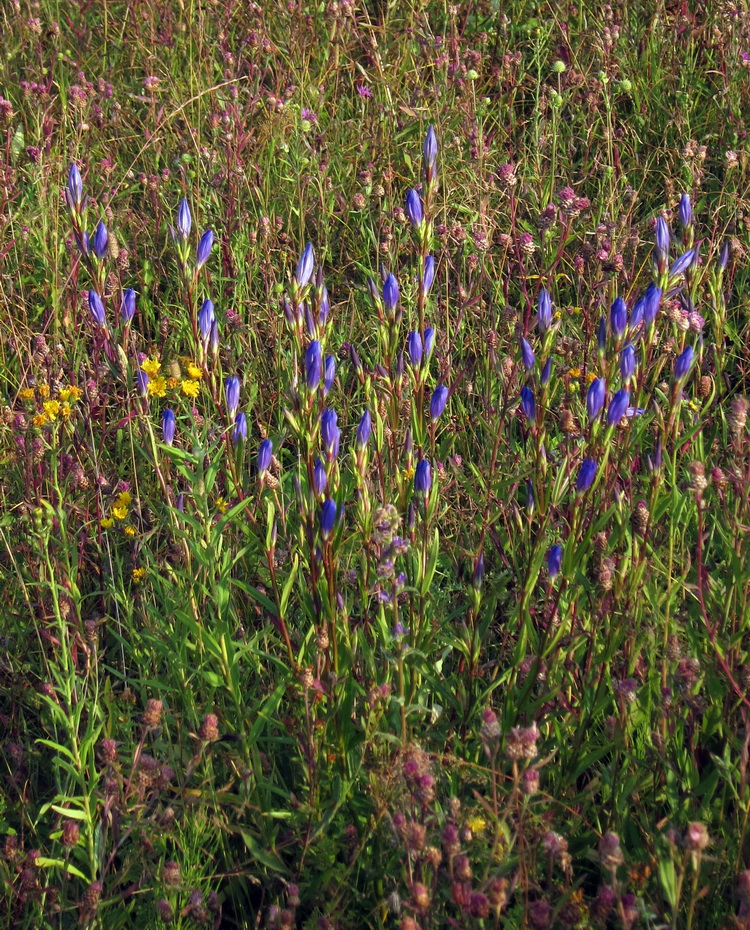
[295,242,314,288]
[195,230,214,269]
[257,438,273,475]
[88,290,106,327]
[430,384,449,419]
[162,408,176,446]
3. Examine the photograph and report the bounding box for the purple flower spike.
[383,273,399,314]
[586,378,606,420]
[320,499,338,539]
[610,297,627,337]
[520,385,536,423]
[674,345,694,381]
[576,458,597,494]
[414,459,432,495]
[422,255,436,295]
[198,298,215,340]
[323,355,336,396]
[520,337,535,371]
[607,388,630,426]
[537,289,552,332]
[195,230,214,269]
[305,340,322,390]
[679,193,692,228]
[356,409,372,448]
[176,198,192,239]
[121,288,136,324]
[66,163,83,208]
[232,412,248,445]
[88,290,106,327]
[295,242,315,288]
[407,331,423,367]
[313,457,327,495]
[430,384,449,419]
[224,376,241,420]
[547,544,563,578]
[92,220,108,258]
[405,188,424,227]
[162,408,176,446]
[257,438,273,475]
[669,249,694,277]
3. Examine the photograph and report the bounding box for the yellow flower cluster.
[112,490,132,521]
[141,356,200,398]
[132,567,146,583]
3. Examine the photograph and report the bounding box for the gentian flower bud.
[423,327,435,359]
[610,297,627,337]
[576,458,597,494]
[655,216,670,260]
[719,240,730,271]
[209,319,219,355]
[414,459,432,495]
[356,409,371,448]
[121,289,136,324]
[472,552,484,590]
[607,388,630,426]
[320,499,338,539]
[257,438,273,475]
[537,289,552,332]
[224,376,241,420]
[669,249,694,277]
[620,345,636,383]
[383,273,399,315]
[541,357,552,385]
[305,304,316,337]
[323,355,336,396]
[679,193,692,227]
[395,352,405,379]
[313,457,327,495]
[597,317,607,353]
[176,198,192,239]
[423,125,438,174]
[586,378,606,420]
[295,242,314,288]
[88,290,106,327]
[630,294,645,331]
[232,412,247,445]
[66,163,83,208]
[92,220,108,258]
[405,188,424,227]
[162,408,176,446]
[520,385,536,422]
[305,340,322,390]
[195,230,214,269]
[674,345,694,381]
[430,384,449,419]
[407,331,423,367]
[321,408,340,456]
[136,368,149,397]
[349,344,362,373]
[547,544,563,578]
[526,480,535,514]
[198,298,214,340]
[422,255,436,296]
[177,493,185,513]
[319,285,330,324]
[643,283,662,326]
[520,337,535,371]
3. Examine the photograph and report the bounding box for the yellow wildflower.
[404,464,415,481]
[124,525,136,537]
[147,376,167,398]
[100,518,114,528]
[181,379,200,398]
[215,497,228,514]
[67,386,83,402]
[568,368,581,379]
[38,383,50,399]
[116,491,132,507]
[571,305,583,315]
[43,400,61,421]
[466,815,487,834]
[132,567,146,583]
[166,377,179,389]
[19,388,35,400]
[112,504,128,521]
[141,357,161,377]
[60,403,71,420]
[32,413,48,427]
[585,371,597,383]
[186,363,202,380]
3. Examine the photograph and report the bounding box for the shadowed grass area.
[2,2,750,928]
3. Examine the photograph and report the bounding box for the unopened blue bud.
[257,438,273,475]
[195,230,214,269]
[92,220,108,258]
[422,255,436,295]
[586,377,606,420]
[356,409,372,448]
[198,298,215,340]
[321,408,340,456]
[67,163,83,207]
[576,457,597,494]
[719,240,730,271]
[320,499,338,539]
[537,289,552,332]
[305,340,322,390]
[313,457,327,495]
[520,337,535,371]
[423,327,435,359]
[610,297,627,337]
[295,242,314,288]
[541,357,552,385]
[674,345,694,381]
[430,384,449,419]
[407,331,423,367]
[319,285,330,323]
[547,544,563,578]
[232,412,247,445]
[88,290,106,327]
[607,388,630,426]
[121,289,136,324]
[472,552,484,589]
[669,249,694,277]
[414,458,432,495]
[225,376,241,420]
[655,216,670,259]
[423,124,438,172]
[176,198,192,239]
[643,283,662,326]
[210,319,219,355]
[162,408,176,445]
[520,385,536,423]
[679,193,692,228]
[620,345,636,383]
[323,355,336,396]
[383,273,399,314]
[136,368,149,397]
[405,188,424,227]
[597,316,607,353]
